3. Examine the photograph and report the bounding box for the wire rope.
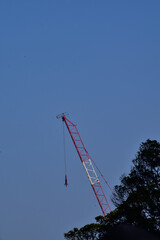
[63,120,67,176]
[91,157,118,199]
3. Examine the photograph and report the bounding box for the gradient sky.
[0,1,160,240]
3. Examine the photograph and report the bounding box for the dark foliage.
[101,224,160,240]
[112,139,160,232]
[64,222,105,240]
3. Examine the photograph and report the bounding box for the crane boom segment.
[61,115,111,216]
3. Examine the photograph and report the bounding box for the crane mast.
[58,114,111,216]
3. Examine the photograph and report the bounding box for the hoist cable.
[63,120,67,176]
[91,157,118,199]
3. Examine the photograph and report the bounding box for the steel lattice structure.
[57,114,111,216]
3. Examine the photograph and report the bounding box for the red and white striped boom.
[58,114,111,216]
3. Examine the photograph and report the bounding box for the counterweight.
[57,114,111,216]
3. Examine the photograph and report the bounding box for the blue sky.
[0,1,160,239]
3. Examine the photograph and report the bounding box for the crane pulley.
[57,113,111,216]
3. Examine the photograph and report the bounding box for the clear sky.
[0,1,160,239]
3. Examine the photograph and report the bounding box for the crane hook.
[64,174,68,187]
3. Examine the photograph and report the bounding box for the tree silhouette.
[112,139,160,231]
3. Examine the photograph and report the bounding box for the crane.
[57,113,111,216]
